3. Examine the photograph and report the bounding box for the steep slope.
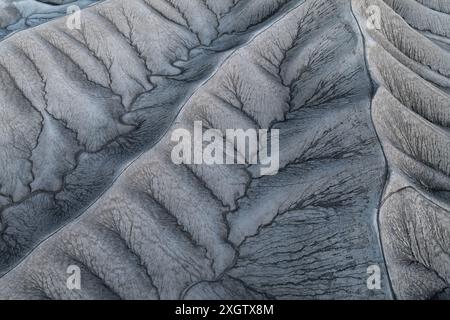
[0,0,307,277]
[0,0,390,299]
[353,0,450,299]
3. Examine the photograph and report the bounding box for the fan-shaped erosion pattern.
[0,0,391,299]
[354,0,450,300]
[0,0,99,40]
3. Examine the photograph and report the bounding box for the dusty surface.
[354,0,450,300]
[0,0,447,300]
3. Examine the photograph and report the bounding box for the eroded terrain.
[0,0,447,300]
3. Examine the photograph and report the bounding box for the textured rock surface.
[354,0,450,300]
[0,0,448,300]
[0,0,393,299]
